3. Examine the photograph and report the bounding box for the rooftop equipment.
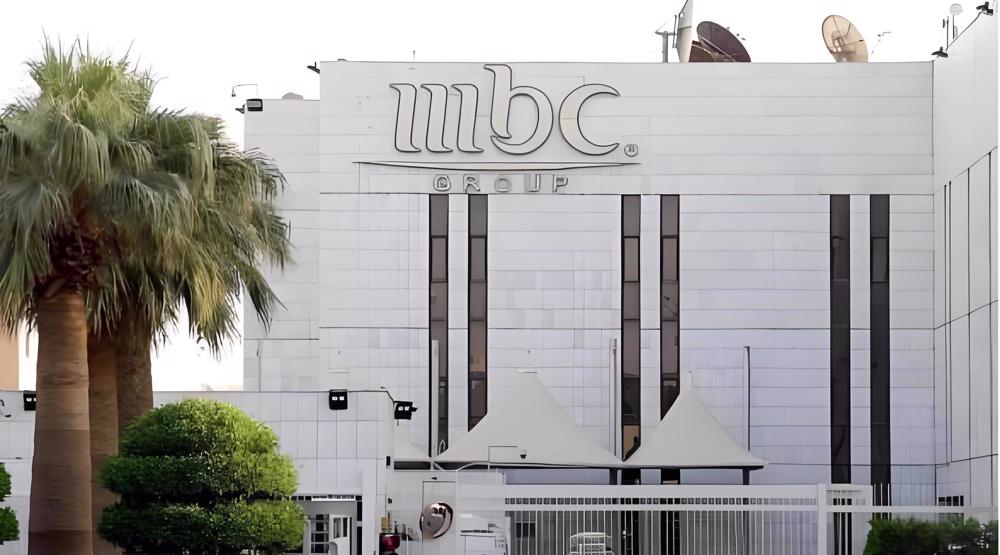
[822,14,869,62]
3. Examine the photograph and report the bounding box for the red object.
[380,533,401,552]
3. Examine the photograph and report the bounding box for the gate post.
[816,484,827,555]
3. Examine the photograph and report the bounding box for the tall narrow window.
[870,195,891,497]
[830,195,852,483]
[468,195,488,429]
[660,195,680,417]
[621,196,641,460]
[429,194,449,454]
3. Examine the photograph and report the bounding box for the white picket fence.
[444,483,995,555]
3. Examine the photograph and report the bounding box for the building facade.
[241,13,996,499]
[0,14,994,555]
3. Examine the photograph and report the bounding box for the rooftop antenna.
[231,83,259,97]
[822,15,869,62]
[689,21,751,62]
[947,3,964,46]
[870,31,892,57]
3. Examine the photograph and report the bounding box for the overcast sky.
[3,0,965,390]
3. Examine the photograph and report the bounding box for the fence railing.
[445,483,994,555]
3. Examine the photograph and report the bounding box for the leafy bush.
[864,516,997,555]
[98,399,305,554]
[0,463,17,543]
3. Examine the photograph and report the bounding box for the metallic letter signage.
[390,64,622,156]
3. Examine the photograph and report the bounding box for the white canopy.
[393,426,432,463]
[435,370,623,468]
[625,376,766,469]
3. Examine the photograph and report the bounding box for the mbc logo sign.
[390,64,621,156]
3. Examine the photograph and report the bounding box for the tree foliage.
[98,399,305,554]
[864,517,998,555]
[0,463,18,543]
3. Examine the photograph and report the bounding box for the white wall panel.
[968,308,992,458]
[949,173,970,320]
[949,316,971,461]
[968,158,991,310]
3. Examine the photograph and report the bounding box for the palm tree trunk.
[28,289,93,554]
[114,311,152,435]
[87,332,119,555]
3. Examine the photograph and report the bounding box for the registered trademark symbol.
[624,144,638,157]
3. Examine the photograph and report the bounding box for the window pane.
[661,195,679,236]
[430,194,449,236]
[871,237,888,283]
[661,378,679,415]
[469,195,488,236]
[622,196,641,237]
[831,236,850,280]
[624,237,639,282]
[661,238,678,280]
[470,379,487,425]
[622,320,640,377]
[469,282,487,320]
[470,238,486,282]
[623,282,640,320]
[469,321,486,378]
[431,237,447,282]
[661,281,679,321]
[430,282,448,321]
[660,321,679,374]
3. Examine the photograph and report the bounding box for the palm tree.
[0,41,199,554]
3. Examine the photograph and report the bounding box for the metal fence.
[449,483,995,555]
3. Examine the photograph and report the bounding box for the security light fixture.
[932,47,949,57]
[307,62,320,74]
[246,98,264,112]
[235,106,245,114]
[23,391,36,411]
[393,401,416,420]
[328,389,348,411]
[976,1,994,14]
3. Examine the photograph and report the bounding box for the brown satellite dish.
[688,41,719,63]
[420,502,454,539]
[693,21,751,62]
[822,15,869,62]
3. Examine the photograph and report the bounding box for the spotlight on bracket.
[246,98,264,112]
[393,401,416,420]
[976,2,994,14]
[931,47,949,58]
[307,62,320,74]
[23,391,36,411]
[328,389,349,411]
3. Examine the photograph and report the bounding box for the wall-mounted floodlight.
[246,99,264,112]
[394,401,416,420]
[23,391,36,411]
[328,390,348,411]
[307,62,320,74]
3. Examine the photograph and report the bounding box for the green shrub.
[98,399,305,554]
[0,463,17,543]
[864,516,998,555]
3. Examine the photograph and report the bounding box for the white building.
[0,12,996,555]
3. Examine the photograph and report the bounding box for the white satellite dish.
[822,15,869,63]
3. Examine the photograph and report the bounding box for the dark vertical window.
[622,196,641,461]
[870,195,891,496]
[468,195,488,429]
[830,195,852,483]
[429,194,449,454]
[660,195,680,417]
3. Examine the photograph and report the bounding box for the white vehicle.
[567,532,614,555]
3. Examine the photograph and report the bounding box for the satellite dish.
[419,502,454,539]
[694,21,751,62]
[822,15,869,63]
[688,41,718,62]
